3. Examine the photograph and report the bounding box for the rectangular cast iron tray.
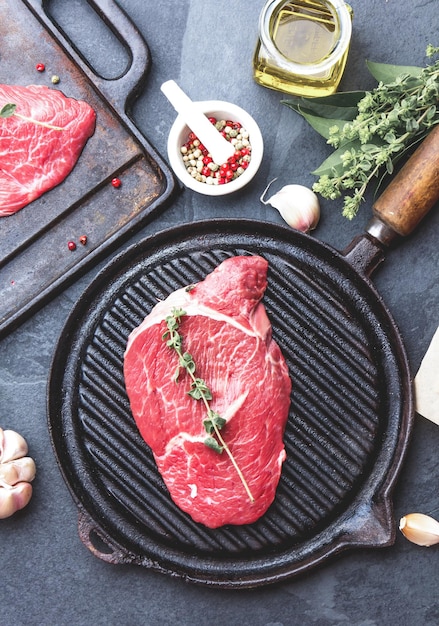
[0,0,176,338]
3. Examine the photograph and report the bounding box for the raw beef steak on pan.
[0,84,96,216]
[124,255,292,528]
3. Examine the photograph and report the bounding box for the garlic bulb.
[260,178,320,232]
[0,428,36,519]
[399,513,439,547]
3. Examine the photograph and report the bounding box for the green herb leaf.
[282,91,365,121]
[204,412,226,434]
[366,60,423,83]
[173,365,181,383]
[167,335,181,350]
[0,103,16,118]
[311,139,362,176]
[188,377,212,401]
[299,111,347,140]
[180,351,195,373]
[204,436,224,453]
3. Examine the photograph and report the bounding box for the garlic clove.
[0,482,33,519]
[0,457,36,487]
[260,178,320,233]
[0,428,29,463]
[399,513,439,547]
[0,428,36,519]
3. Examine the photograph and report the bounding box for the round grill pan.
[47,128,439,588]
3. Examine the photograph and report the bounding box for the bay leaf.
[366,60,423,83]
[282,91,365,121]
[311,139,362,176]
[299,111,346,139]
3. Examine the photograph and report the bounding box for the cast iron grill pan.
[48,219,409,588]
[48,127,439,587]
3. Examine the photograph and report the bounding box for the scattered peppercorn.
[180,118,251,185]
[35,63,45,72]
[111,177,122,188]
[67,241,77,251]
[51,75,60,84]
[79,235,88,245]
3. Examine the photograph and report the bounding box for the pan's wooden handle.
[372,124,439,236]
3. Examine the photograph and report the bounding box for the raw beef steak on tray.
[0,84,96,216]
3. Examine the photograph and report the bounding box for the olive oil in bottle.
[253,0,352,97]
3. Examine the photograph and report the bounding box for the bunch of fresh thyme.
[283,45,439,219]
[162,307,254,502]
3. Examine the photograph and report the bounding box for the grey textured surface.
[1,0,438,624]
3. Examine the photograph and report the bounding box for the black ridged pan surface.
[47,218,413,588]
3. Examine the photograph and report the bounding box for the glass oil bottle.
[253,0,353,97]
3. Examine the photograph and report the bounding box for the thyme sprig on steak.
[162,307,255,503]
[1,102,64,130]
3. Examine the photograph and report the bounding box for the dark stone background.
[1,1,438,624]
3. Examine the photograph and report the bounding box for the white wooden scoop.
[161,80,235,165]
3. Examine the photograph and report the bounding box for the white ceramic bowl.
[167,100,264,196]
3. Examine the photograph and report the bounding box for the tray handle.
[83,0,151,111]
[31,0,151,114]
[77,509,137,565]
